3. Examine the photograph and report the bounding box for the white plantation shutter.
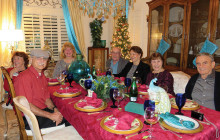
[23,13,68,61]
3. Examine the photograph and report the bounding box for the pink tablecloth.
[49,83,220,140]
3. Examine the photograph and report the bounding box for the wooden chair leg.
[2,107,8,140]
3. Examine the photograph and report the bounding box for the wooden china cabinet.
[147,0,220,75]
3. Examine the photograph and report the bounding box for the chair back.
[1,66,30,140]
[13,96,43,140]
[170,71,191,94]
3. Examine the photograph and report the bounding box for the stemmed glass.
[113,89,124,108]
[144,107,159,139]
[175,93,186,115]
[84,79,92,94]
[144,100,155,125]
[67,73,74,87]
[106,68,112,76]
[136,77,142,87]
[57,74,65,90]
[110,88,118,108]
[124,78,131,94]
[149,92,160,106]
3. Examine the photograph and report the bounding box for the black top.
[114,61,150,84]
[185,71,220,111]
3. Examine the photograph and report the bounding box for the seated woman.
[4,51,29,105]
[114,46,150,84]
[53,42,76,78]
[146,52,175,96]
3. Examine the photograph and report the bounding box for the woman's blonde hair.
[60,42,76,59]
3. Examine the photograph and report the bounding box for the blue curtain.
[125,0,129,19]
[62,0,81,54]
[16,0,23,29]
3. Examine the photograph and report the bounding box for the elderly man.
[106,47,128,74]
[185,53,220,111]
[14,49,69,129]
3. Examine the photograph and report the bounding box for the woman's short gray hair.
[196,53,214,62]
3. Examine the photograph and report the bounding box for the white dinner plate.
[169,7,184,22]
[169,24,183,37]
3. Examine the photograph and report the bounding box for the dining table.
[48,82,220,140]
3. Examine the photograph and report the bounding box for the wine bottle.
[92,65,97,79]
[130,77,138,102]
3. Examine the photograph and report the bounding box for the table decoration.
[100,109,143,134]
[74,92,107,112]
[148,78,171,114]
[170,98,200,110]
[53,88,81,98]
[159,113,203,134]
[91,76,124,100]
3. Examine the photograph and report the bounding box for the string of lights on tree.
[111,16,131,59]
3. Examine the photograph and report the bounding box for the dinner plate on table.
[100,115,143,134]
[74,99,107,112]
[53,90,81,98]
[170,98,200,110]
[48,78,64,86]
[159,115,203,134]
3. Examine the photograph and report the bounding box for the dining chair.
[170,71,191,94]
[1,66,32,140]
[1,66,67,140]
[13,96,84,140]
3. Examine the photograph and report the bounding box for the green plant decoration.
[90,18,103,47]
[91,76,124,100]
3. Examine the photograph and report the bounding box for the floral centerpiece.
[91,76,124,100]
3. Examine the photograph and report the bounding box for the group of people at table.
[3,41,220,138]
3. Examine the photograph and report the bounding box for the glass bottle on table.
[130,77,138,102]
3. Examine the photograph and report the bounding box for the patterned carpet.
[0,102,20,140]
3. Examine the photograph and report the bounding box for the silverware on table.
[88,111,110,115]
[125,129,149,139]
[159,124,182,138]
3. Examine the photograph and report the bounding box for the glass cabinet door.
[187,0,211,69]
[214,0,220,66]
[166,3,185,68]
[148,6,164,56]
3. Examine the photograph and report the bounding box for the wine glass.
[67,73,74,87]
[106,68,112,76]
[124,78,131,94]
[84,79,92,94]
[110,87,118,108]
[136,77,142,87]
[175,93,186,115]
[57,74,65,90]
[144,107,159,139]
[149,92,160,106]
[113,89,124,108]
[144,100,155,125]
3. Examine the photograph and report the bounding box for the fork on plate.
[159,124,182,138]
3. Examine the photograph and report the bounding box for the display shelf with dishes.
[74,99,107,112]
[53,90,81,98]
[170,98,200,110]
[159,115,203,134]
[100,115,143,134]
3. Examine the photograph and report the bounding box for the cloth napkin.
[160,112,195,129]
[125,102,145,115]
[138,84,148,92]
[47,78,58,82]
[104,109,135,130]
[57,88,78,94]
[77,92,102,108]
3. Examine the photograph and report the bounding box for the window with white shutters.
[23,8,68,61]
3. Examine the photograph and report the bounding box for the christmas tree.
[112,16,131,59]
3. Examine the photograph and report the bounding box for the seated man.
[185,53,220,111]
[106,47,128,74]
[14,49,70,129]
